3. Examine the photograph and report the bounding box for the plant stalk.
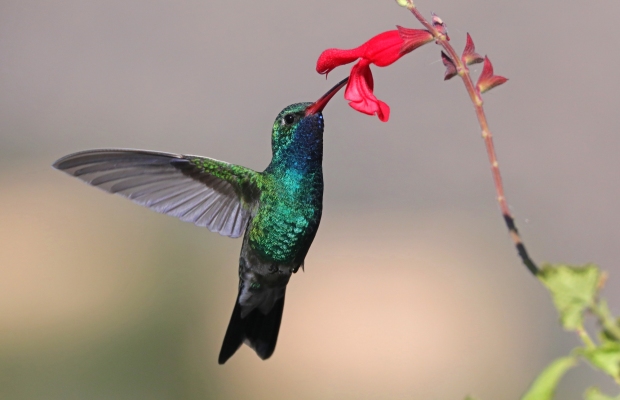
[407,3,539,275]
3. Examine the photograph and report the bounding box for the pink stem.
[409,5,538,275]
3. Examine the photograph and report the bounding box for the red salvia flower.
[316,26,433,122]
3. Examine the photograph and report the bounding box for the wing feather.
[53,149,260,238]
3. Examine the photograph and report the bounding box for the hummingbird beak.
[305,77,349,116]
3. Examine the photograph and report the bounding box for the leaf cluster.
[528,264,620,399]
[470,265,620,400]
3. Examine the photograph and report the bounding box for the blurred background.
[1,0,619,398]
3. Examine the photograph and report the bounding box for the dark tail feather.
[218,292,286,364]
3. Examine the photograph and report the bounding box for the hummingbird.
[53,77,348,364]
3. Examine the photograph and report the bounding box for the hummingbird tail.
[218,291,286,364]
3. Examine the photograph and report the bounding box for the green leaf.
[581,342,620,379]
[521,356,577,400]
[584,387,620,400]
[538,264,601,330]
[598,300,620,343]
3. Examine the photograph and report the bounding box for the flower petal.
[316,47,365,75]
[316,28,432,74]
[344,60,371,103]
[375,99,390,122]
[344,60,390,122]
[360,30,404,67]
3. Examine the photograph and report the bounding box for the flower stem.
[408,4,539,276]
[576,325,596,350]
[591,302,620,342]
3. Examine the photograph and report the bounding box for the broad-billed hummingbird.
[53,77,348,364]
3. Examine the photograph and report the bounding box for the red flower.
[316,27,433,122]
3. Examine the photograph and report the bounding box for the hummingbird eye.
[283,114,296,125]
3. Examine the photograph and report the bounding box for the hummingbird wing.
[53,149,260,238]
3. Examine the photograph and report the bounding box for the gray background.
[1,0,619,398]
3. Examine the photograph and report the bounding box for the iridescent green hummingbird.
[53,78,348,364]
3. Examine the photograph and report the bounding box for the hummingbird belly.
[237,165,323,315]
[247,199,321,268]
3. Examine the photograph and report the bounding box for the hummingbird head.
[269,77,348,165]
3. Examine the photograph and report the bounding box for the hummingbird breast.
[247,167,323,266]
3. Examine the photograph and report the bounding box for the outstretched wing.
[53,149,261,238]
